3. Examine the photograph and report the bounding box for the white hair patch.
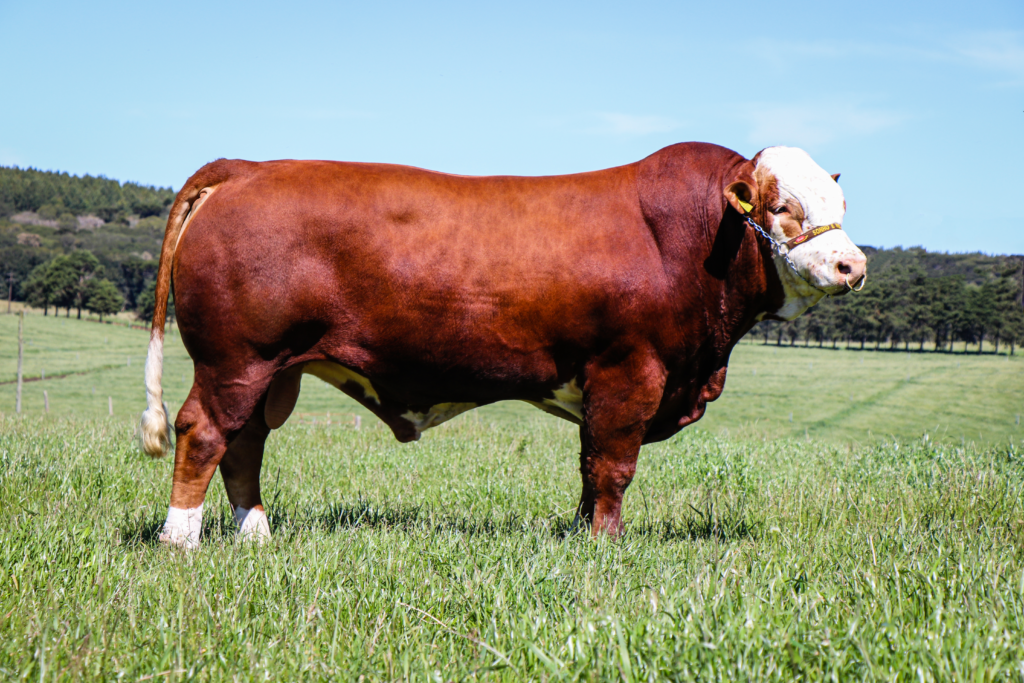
[758,147,845,227]
[234,506,272,543]
[755,146,866,314]
[161,504,203,549]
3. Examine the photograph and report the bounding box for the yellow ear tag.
[738,199,753,214]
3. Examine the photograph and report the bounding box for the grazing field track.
[2,312,1022,445]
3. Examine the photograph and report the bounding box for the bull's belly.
[268,360,584,439]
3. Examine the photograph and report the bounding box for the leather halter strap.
[783,223,842,252]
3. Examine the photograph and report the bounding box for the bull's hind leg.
[160,371,273,548]
[218,364,302,541]
[159,393,230,548]
[219,411,272,542]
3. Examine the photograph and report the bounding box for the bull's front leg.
[576,354,665,536]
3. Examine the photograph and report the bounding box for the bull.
[140,142,865,547]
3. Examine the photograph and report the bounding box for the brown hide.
[164,142,784,534]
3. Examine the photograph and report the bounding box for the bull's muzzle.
[832,254,867,295]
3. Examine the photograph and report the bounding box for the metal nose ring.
[846,273,866,292]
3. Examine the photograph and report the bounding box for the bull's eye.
[771,206,789,215]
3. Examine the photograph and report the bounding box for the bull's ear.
[831,173,841,183]
[724,181,756,215]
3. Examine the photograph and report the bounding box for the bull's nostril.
[837,262,852,275]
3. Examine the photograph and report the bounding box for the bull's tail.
[140,160,235,457]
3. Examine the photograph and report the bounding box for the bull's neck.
[661,211,779,359]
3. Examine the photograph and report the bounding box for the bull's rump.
[174,159,666,389]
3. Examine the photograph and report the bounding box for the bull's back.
[174,159,666,369]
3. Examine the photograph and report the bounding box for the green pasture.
[3,416,1024,680]
[2,311,1022,445]
[3,312,1024,680]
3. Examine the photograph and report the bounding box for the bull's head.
[725,146,867,320]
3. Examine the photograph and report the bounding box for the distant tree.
[1003,307,1024,356]
[57,212,77,234]
[961,284,994,353]
[0,242,49,303]
[131,198,165,218]
[45,256,80,317]
[847,281,882,349]
[904,270,933,350]
[0,165,174,218]
[119,256,156,309]
[929,277,966,352]
[781,319,800,346]
[84,278,123,322]
[136,277,173,324]
[739,248,1024,354]
[875,276,908,349]
[65,250,103,319]
[22,262,55,315]
[986,275,1020,354]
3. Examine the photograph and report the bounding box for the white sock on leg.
[161,504,203,549]
[234,506,271,542]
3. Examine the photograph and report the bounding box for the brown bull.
[141,142,865,547]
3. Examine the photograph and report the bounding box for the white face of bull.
[753,146,867,320]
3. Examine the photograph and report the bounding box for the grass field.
[3,311,1022,445]
[3,312,1024,680]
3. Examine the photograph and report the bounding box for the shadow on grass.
[273,499,534,538]
[119,498,760,547]
[550,501,760,543]
[118,516,166,546]
[627,512,760,543]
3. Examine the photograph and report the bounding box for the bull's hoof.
[158,529,200,550]
[160,505,204,549]
[571,511,623,538]
[234,506,272,544]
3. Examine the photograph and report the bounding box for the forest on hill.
[0,164,1022,350]
[758,247,1024,354]
[0,165,175,220]
[0,165,172,317]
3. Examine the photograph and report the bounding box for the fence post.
[43,390,49,413]
[16,310,23,413]
[108,396,113,417]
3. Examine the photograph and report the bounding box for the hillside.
[0,165,174,312]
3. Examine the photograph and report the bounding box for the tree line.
[756,247,1024,354]
[1,165,170,320]
[0,165,175,223]
[20,250,125,321]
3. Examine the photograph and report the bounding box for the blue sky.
[1,0,1022,253]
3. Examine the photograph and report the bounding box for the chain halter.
[737,201,864,293]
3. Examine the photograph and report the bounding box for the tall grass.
[2,416,1024,680]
